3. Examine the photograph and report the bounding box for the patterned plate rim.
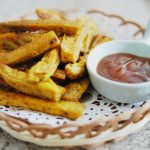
[0,9,149,148]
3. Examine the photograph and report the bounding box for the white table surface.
[0,0,150,150]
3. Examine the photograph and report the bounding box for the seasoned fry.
[0,19,82,36]
[62,78,89,101]
[0,78,9,88]
[0,33,18,50]
[61,25,88,63]
[53,69,66,80]
[0,64,65,101]
[0,32,17,40]
[0,89,84,120]
[90,34,112,49]
[80,16,98,53]
[28,49,60,82]
[65,56,86,79]
[0,31,60,65]
[61,16,97,63]
[35,8,66,20]
[2,40,19,50]
[0,33,41,51]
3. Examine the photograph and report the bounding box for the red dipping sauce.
[97,53,150,83]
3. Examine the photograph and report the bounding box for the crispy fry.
[0,64,65,101]
[0,49,10,53]
[0,78,9,88]
[62,78,89,101]
[61,16,97,63]
[0,88,84,120]
[53,69,66,80]
[80,16,98,53]
[65,56,86,79]
[0,33,34,51]
[0,19,82,36]
[0,33,19,50]
[2,40,19,50]
[35,8,66,20]
[0,32,17,40]
[28,49,60,82]
[61,25,88,63]
[90,34,112,49]
[0,31,60,65]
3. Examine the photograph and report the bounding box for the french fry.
[90,34,112,49]
[61,16,97,63]
[0,19,82,36]
[2,40,19,50]
[0,64,65,101]
[65,56,86,79]
[62,78,89,102]
[0,33,36,51]
[80,16,98,53]
[0,78,10,88]
[0,31,60,65]
[0,88,84,120]
[35,8,66,20]
[0,33,18,50]
[53,69,66,80]
[28,49,60,82]
[61,25,88,63]
[0,32,17,40]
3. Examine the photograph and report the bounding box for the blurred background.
[0,0,149,27]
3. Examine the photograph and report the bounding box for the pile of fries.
[0,9,112,120]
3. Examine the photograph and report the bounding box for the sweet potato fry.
[0,31,60,65]
[53,69,66,80]
[62,78,89,101]
[35,8,66,20]
[28,49,60,82]
[0,88,84,120]
[65,56,86,79]
[0,19,82,35]
[0,64,65,101]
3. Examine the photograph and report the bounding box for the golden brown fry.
[61,16,97,63]
[35,8,66,20]
[0,64,65,101]
[0,78,9,88]
[2,40,19,50]
[0,31,60,65]
[80,16,98,53]
[61,25,88,63]
[0,19,82,36]
[0,33,17,40]
[62,78,89,102]
[0,88,84,120]
[0,33,18,50]
[53,69,66,80]
[90,34,112,49]
[65,56,86,79]
[28,49,60,82]
[0,49,10,53]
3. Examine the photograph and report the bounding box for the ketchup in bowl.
[97,53,150,83]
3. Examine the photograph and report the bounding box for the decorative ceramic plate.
[0,9,150,148]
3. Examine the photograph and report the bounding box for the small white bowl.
[86,40,150,103]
